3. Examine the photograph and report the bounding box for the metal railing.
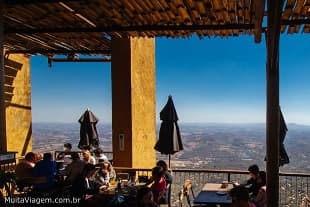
[53,150,113,161]
[115,167,310,207]
[2,155,309,206]
[279,172,310,207]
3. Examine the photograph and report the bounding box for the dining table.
[83,181,148,207]
[193,183,233,206]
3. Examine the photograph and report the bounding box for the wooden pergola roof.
[2,0,310,56]
[0,1,308,206]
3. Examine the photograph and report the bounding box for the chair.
[138,175,149,183]
[179,179,196,207]
[116,173,130,181]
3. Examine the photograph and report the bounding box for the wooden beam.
[5,49,111,55]
[0,3,7,152]
[282,18,310,25]
[3,0,82,5]
[4,19,310,37]
[49,58,111,62]
[4,24,255,35]
[266,0,284,206]
[254,0,266,43]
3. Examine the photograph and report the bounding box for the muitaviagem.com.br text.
[5,196,81,205]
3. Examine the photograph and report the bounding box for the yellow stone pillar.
[111,37,156,168]
[5,54,32,156]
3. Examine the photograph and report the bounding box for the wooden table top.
[202,183,233,191]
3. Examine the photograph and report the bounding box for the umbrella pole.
[168,154,171,169]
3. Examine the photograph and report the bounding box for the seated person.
[136,187,159,207]
[57,143,73,167]
[156,160,172,204]
[64,152,86,185]
[150,166,167,205]
[56,143,72,159]
[93,147,108,164]
[33,152,57,190]
[34,152,43,163]
[15,152,36,188]
[71,163,98,201]
[253,171,267,207]
[92,160,116,186]
[245,164,260,197]
[156,160,172,185]
[82,150,96,165]
[230,185,256,207]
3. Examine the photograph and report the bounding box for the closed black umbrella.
[265,107,289,166]
[78,109,99,149]
[279,108,289,166]
[155,96,183,168]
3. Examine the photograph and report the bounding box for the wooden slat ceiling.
[2,0,310,56]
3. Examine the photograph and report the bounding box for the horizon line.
[32,121,310,126]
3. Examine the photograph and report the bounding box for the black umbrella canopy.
[160,96,179,122]
[265,107,290,167]
[155,96,183,157]
[78,109,100,149]
[279,109,289,166]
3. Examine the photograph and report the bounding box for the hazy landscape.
[33,122,310,173]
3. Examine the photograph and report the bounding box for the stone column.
[5,54,32,156]
[111,37,156,168]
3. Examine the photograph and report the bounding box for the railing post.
[228,173,231,182]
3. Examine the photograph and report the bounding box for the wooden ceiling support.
[49,57,111,62]
[4,24,255,35]
[48,57,111,67]
[265,0,284,206]
[5,49,111,55]
[3,0,82,5]
[253,0,265,43]
[282,18,310,25]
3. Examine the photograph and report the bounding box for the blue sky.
[31,34,310,124]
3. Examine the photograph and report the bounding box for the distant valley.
[33,122,310,173]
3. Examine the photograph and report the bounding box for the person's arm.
[109,169,116,181]
[253,188,263,204]
[165,172,173,184]
[144,177,154,186]
[56,152,65,160]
